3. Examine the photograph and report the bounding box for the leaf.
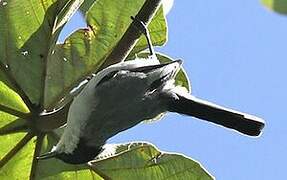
[0,130,25,161]
[0,0,83,108]
[0,101,28,139]
[0,134,35,179]
[43,0,167,109]
[89,142,213,180]
[35,140,213,179]
[0,133,26,161]
[261,0,287,14]
[0,118,28,135]
[0,0,84,176]
[0,80,29,114]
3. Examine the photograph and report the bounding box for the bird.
[37,17,265,164]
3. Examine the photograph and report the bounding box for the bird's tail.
[167,94,265,136]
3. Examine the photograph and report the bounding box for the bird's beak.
[152,59,182,79]
[163,59,182,78]
[130,59,182,73]
[135,60,181,91]
[37,151,58,160]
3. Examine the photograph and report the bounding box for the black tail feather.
[167,94,265,136]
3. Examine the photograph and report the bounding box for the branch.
[99,0,163,70]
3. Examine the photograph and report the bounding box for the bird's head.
[91,57,183,95]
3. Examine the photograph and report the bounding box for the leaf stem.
[0,104,30,119]
[0,119,28,135]
[0,132,34,168]
[99,0,163,70]
[29,133,45,180]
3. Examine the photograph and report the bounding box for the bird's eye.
[97,71,118,86]
[148,74,169,91]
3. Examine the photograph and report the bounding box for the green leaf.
[0,80,29,114]
[0,0,83,107]
[0,129,25,160]
[0,118,28,135]
[35,140,213,179]
[89,142,213,180]
[261,0,287,15]
[0,111,26,134]
[43,0,167,108]
[0,134,35,179]
[0,0,84,176]
[0,89,28,134]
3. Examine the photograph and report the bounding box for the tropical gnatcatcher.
[37,16,265,164]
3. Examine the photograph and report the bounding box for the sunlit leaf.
[0,80,29,114]
[0,111,26,161]
[0,0,83,106]
[0,134,35,179]
[0,110,19,128]
[89,142,213,180]
[0,118,28,135]
[261,0,287,14]
[36,141,213,179]
[0,0,84,177]
[0,132,25,161]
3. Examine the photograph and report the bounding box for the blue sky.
[60,1,286,179]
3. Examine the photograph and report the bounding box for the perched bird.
[38,17,265,164]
